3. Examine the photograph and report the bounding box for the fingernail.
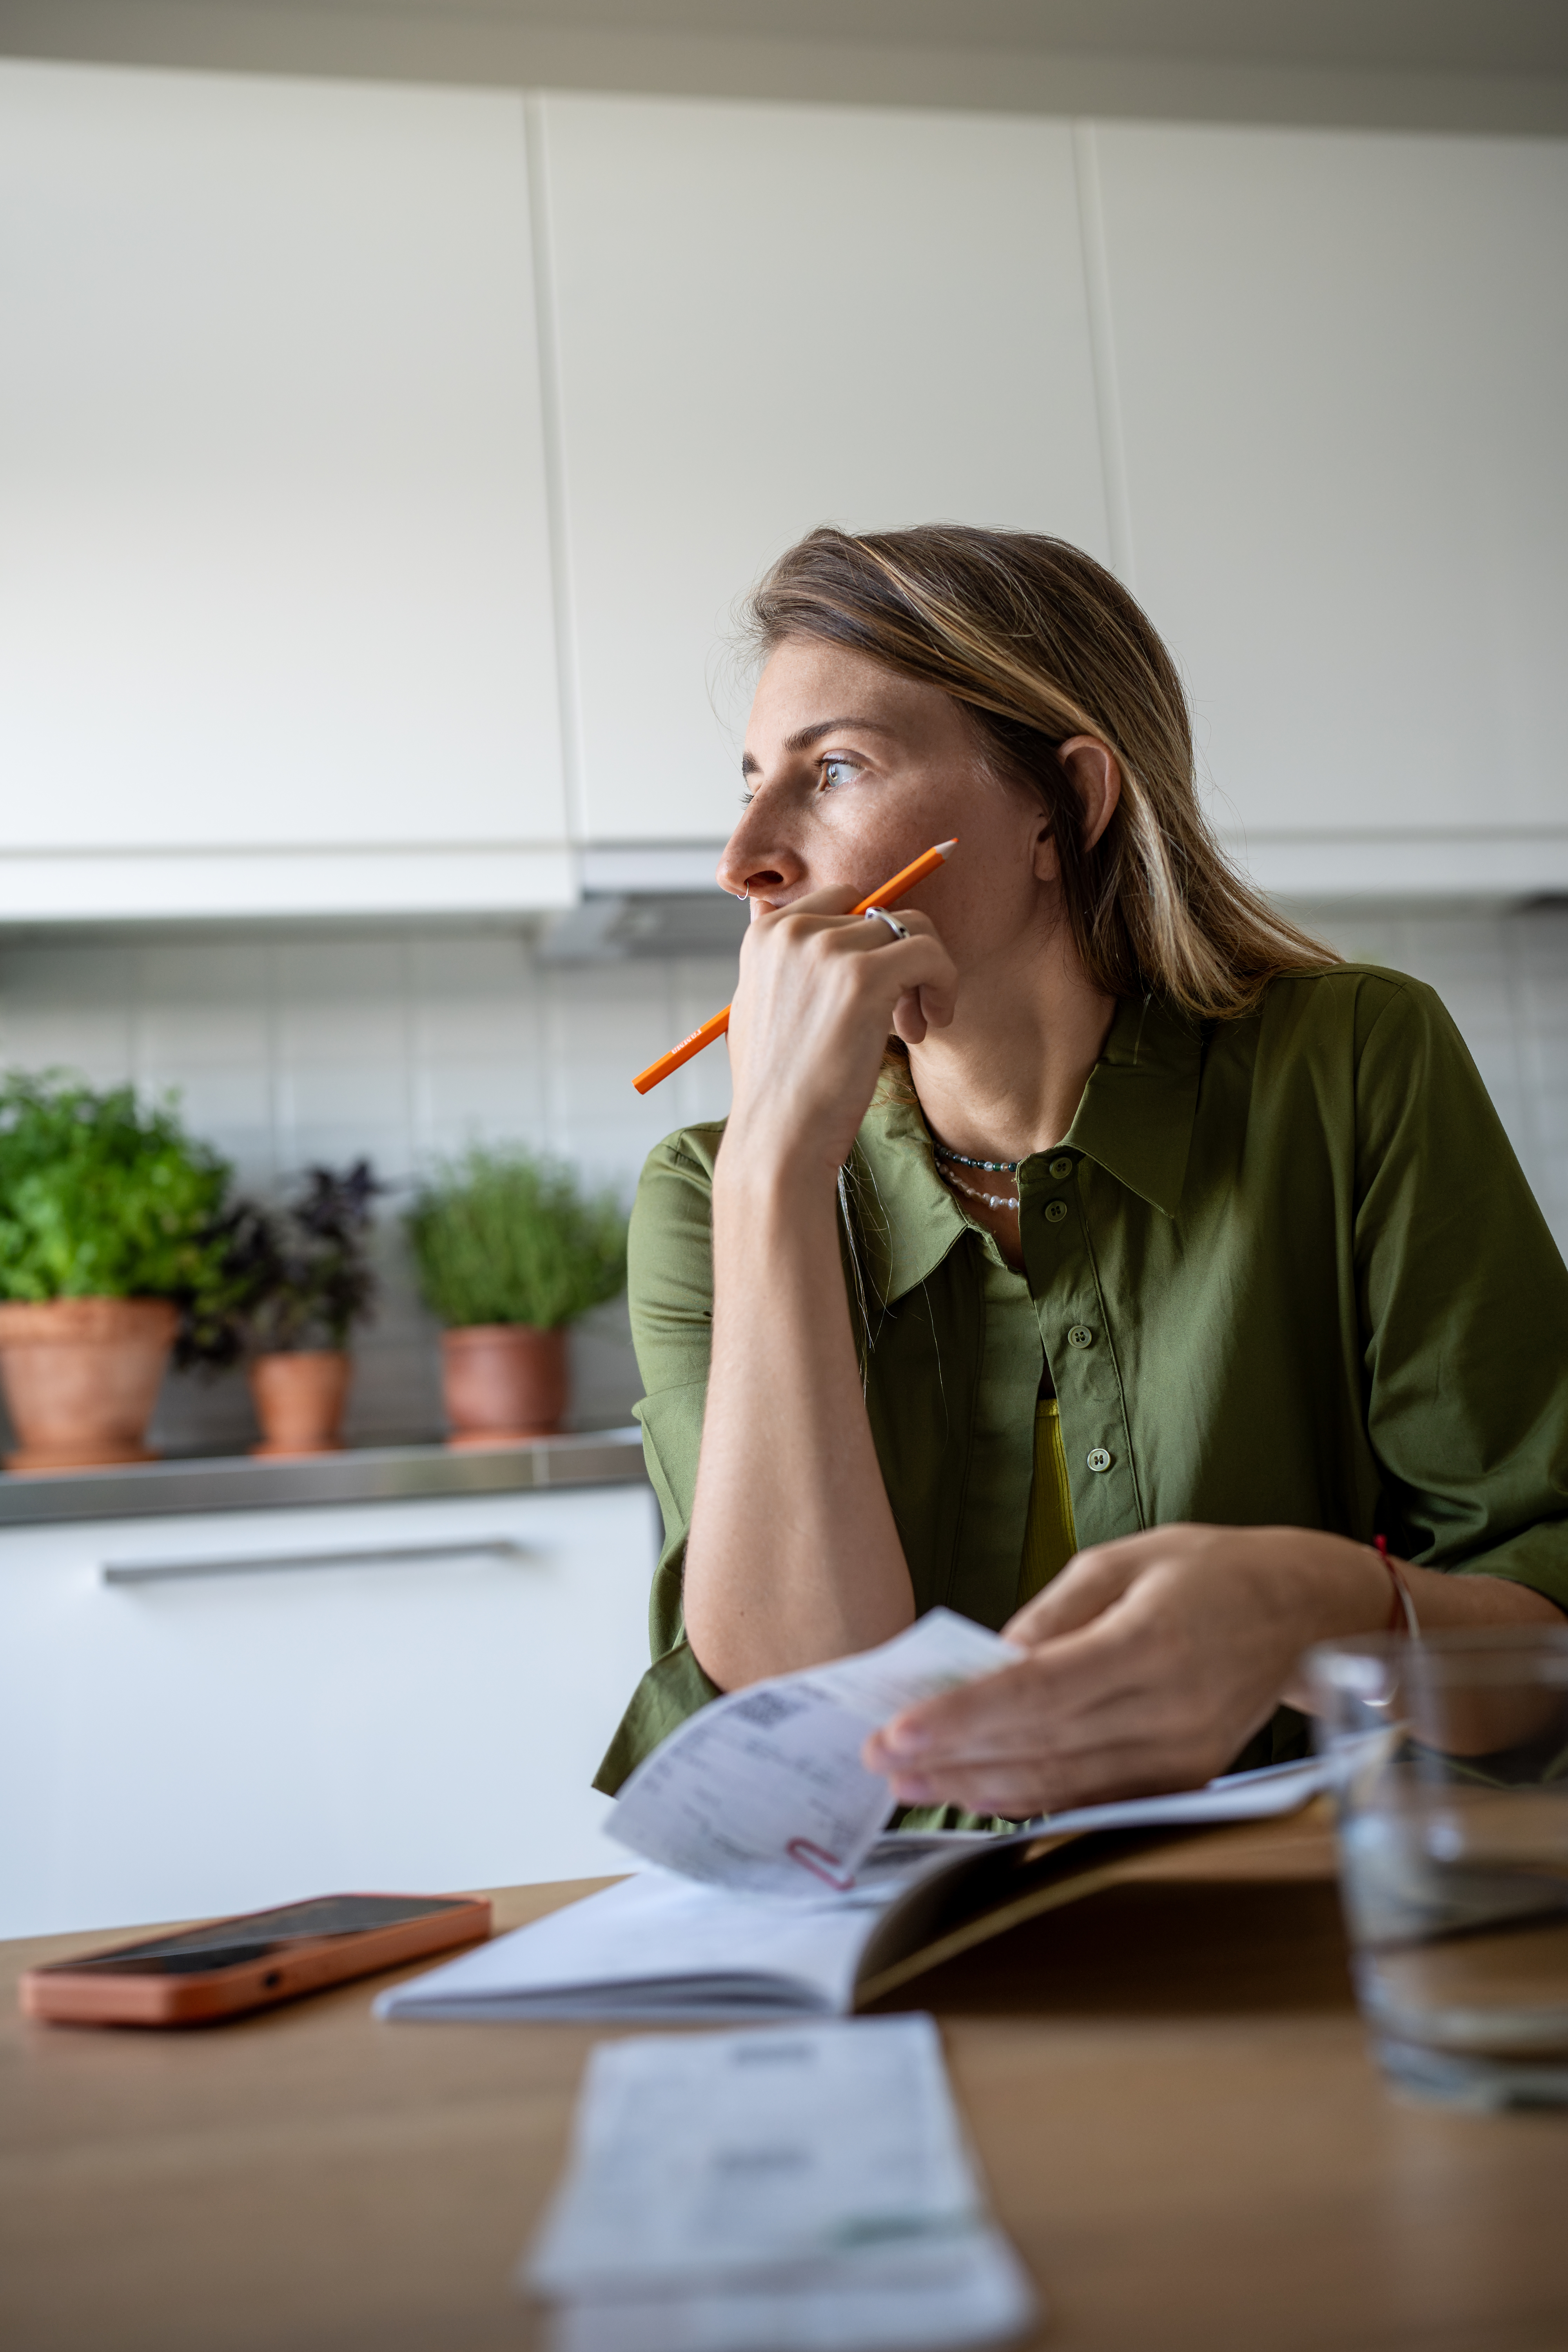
[890,1775,934,1804]
[882,1720,929,1756]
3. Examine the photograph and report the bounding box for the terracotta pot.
[249,1350,351,1458]
[0,1296,180,1473]
[440,1324,567,1447]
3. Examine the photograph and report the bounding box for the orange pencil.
[632,838,958,1094]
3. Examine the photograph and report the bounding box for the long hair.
[744,526,1336,1018]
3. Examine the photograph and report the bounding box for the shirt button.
[1048,1155,1073,1180]
[1043,1200,1069,1224]
[1067,1324,1094,1348]
[1086,1447,1113,1473]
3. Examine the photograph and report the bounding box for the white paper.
[530,2017,978,2289]
[524,2018,1038,2351]
[374,1866,879,2023]
[1031,1755,1331,1837]
[549,2229,1037,2352]
[606,1610,1021,1897]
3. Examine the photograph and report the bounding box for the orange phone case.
[20,1893,492,2028]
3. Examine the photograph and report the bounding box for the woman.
[596,525,1568,1824]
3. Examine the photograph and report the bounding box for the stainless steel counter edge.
[0,1430,648,1526]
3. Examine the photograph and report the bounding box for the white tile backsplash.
[0,901,1563,1455]
[0,924,740,1451]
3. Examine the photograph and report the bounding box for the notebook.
[376,1756,1329,2023]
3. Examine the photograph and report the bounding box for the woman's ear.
[1056,736,1122,852]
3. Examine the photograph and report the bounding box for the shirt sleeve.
[592,1124,725,1793]
[1354,977,1568,1607]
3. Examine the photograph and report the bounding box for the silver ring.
[863,908,910,942]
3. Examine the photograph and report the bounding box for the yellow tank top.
[1017,1396,1078,1607]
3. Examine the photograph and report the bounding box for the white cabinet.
[0,1483,659,1938]
[8,63,1565,912]
[1085,122,1568,896]
[537,93,1111,845]
[0,62,570,919]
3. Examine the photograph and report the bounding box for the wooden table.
[5,1811,1566,2352]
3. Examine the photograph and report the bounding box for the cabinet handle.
[102,1537,530,1585]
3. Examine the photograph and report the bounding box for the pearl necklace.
[931,1136,1021,1213]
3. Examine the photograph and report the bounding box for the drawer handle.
[101,1537,530,1585]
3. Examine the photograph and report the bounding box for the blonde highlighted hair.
[745,526,1336,1018]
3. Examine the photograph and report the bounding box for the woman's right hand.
[723,887,957,1179]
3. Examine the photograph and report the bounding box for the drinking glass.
[1307,1629,1568,2110]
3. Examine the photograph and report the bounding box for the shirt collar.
[848,1079,968,1310]
[851,996,1203,1306]
[1060,994,1204,1220]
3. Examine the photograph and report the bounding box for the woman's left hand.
[861,1524,1388,1817]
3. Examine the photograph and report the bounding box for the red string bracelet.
[1375,1534,1420,1637]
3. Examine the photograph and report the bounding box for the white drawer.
[0,1483,659,1937]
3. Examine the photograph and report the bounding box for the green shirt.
[595,967,1568,1794]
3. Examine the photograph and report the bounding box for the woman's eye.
[819,757,861,791]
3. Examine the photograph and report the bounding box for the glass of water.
[1308,1629,1568,2110]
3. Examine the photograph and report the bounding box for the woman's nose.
[715,810,806,903]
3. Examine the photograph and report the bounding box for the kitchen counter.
[0,1428,646,1526]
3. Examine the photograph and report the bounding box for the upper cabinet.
[5,67,1564,914]
[535,94,1111,846]
[1085,122,1568,895]
[0,64,568,918]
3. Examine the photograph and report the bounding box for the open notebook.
[376,1757,1329,2023]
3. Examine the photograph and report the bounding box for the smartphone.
[20,1890,492,2028]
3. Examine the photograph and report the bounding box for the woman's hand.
[724,887,957,1180]
[860,1524,1392,1817]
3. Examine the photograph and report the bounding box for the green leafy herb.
[407,1147,627,1330]
[0,1073,233,1341]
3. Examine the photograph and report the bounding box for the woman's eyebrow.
[740,717,896,775]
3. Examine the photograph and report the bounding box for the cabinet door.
[1087,123,1568,893]
[0,1485,659,1938]
[0,63,567,913]
[538,93,1110,845]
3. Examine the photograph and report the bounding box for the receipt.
[606,1609,1020,1897]
[526,2016,1037,2352]
[550,2233,1038,2352]
[526,2018,1037,2350]
[529,2017,980,2293]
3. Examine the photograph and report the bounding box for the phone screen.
[54,1894,466,1976]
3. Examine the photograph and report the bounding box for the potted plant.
[0,1073,232,1472]
[407,1147,628,1446]
[209,1162,382,1456]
